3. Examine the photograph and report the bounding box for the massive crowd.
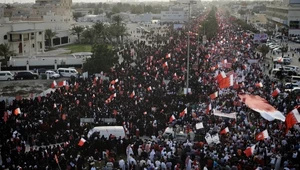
[0,8,300,170]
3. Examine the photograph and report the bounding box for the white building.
[78,14,109,23]
[266,0,300,35]
[161,6,188,23]
[0,0,76,57]
[0,19,46,56]
[131,13,153,23]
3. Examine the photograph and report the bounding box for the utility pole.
[186,0,197,94]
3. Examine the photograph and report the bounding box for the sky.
[1,0,172,3]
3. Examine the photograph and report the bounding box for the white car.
[45,70,60,79]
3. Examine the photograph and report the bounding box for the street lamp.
[185,0,197,94]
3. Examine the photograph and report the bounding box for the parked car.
[35,68,47,74]
[57,68,79,77]
[45,70,60,79]
[284,65,300,72]
[284,83,300,92]
[14,71,39,80]
[0,71,14,81]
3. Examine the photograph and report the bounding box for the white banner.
[196,122,204,129]
[213,110,237,119]
[211,134,220,144]
[205,133,213,145]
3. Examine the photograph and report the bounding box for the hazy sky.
[1,0,171,3]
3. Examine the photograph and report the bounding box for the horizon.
[0,0,218,3]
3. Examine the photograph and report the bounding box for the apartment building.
[266,0,300,35]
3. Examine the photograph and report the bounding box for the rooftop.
[8,29,44,34]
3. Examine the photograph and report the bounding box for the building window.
[32,44,35,48]
[3,35,7,40]
[39,32,42,35]
[31,33,34,35]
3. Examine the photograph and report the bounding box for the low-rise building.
[78,14,109,23]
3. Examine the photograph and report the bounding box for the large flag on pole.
[239,94,285,121]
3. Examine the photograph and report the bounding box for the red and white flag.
[130,91,135,98]
[110,79,119,85]
[272,88,280,97]
[215,71,226,83]
[255,130,269,141]
[78,138,86,146]
[239,94,285,121]
[169,115,176,122]
[51,80,57,88]
[179,108,187,117]
[147,86,152,91]
[58,80,67,87]
[206,103,212,114]
[166,53,171,59]
[14,108,21,116]
[255,82,263,88]
[209,92,218,99]
[219,74,234,89]
[285,107,300,132]
[220,127,229,134]
[163,62,168,68]
[244,145,256,157]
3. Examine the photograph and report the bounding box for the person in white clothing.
[119,158,126,170]
[149,149,155,161]
[185,156,192,170]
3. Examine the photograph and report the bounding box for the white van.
[0,71,14,81]
[57,68,78,77]
[291,76,300,83]
[87,126,126,139]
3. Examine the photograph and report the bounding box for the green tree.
[73,12,84,22]
[45,29,57,48]
[83,44,118,73]
[71,25,85,43]
[111,6,120,14]
[0,43,14,67]
[81,27,95,44]
[93,22,111,43]
[110,15,129,44]
[258,44,269,57]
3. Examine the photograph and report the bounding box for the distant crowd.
[0,9,300,170]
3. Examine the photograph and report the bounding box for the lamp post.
[185,0,197,94]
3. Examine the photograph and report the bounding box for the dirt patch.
[0,80,53,97]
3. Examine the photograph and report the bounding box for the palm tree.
[111,15,128,44]
[93,22,108,43]
[45,29,57,48]
[71,25,85,43]
[81,27,95,44]
[0,43,14,67]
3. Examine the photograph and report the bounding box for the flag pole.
[55,155,62,170]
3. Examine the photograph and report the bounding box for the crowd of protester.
[1,8,300,170]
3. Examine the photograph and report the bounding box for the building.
[0,0,76,56]
[73,8,94,16]
[0,19,46,56]
[131,13,152,23]
[248,13,267,26]
[33,0,72,17]
[266,0,300,35]
[78,14,109,23]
